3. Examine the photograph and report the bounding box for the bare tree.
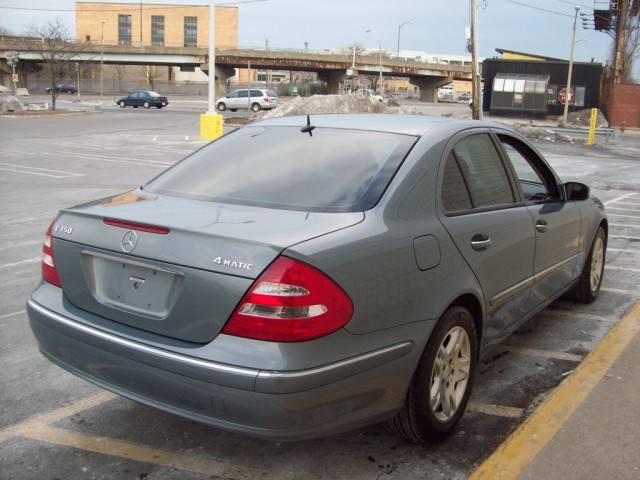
[114,64,127,92]
[0,26,14,37]
[26,19,82,110]
[144,65,162,89]
[621,13,640,82]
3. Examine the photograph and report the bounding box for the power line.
[555,0,595,10]
[505,0,574,17]
[0,0,267,13]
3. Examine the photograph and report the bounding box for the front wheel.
[118,101,125,108]
[251,102,261,112]
[567,226,606,303]
[217,102,227,112]
[143,101,150,109]
[386,305,477,443]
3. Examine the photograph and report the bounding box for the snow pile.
[566,108,609,128]
[0,94,25,113]
[511,124,574,143]
[258,94,404,119]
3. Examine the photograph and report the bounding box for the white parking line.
[467,402,524,418]
[505,346,584,362]
[0,257,40,270]
[601,287,640,297]
[606,265,640,273]
[0,167,63,178]
[0,240,42,252]
[607,247,640,253]
[613,201,640,207]
[608,207,640,213]
[610,235,640,240]
[609,213,640,219]
[545,309,609,322]
[54,151,171,168]
[610,223,640,229]
[604,193,640,205]
[0,309,26,319]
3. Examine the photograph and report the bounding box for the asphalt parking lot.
[1,107,640,480]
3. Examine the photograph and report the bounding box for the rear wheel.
[143,101,150,109]
[217,102,227,112]
[567,226,606,303]
[251,102,261,112]
[386,306,477,443]
[229,108,237,112]
[118,101,125,108]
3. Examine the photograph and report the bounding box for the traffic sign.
[558,87,575,105]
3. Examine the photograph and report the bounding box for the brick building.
[76,2,238,48]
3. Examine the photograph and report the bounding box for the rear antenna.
[300,114,315,136]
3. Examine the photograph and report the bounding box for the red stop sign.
[558,87,575,105]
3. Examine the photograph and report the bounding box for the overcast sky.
[0,0,616,65]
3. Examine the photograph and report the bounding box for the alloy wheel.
[429,325,471,422]
[590,236,604,292]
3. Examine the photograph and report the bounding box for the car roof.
[252,114,506,137]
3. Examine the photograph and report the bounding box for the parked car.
[27,115,606,443]
[45,84,77,94]
[458,91,471,102]
[216,88,278,112]
[117,90,169,109]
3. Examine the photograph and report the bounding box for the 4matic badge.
[213,256,254,271]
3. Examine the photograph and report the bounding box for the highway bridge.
[0,37,472,101]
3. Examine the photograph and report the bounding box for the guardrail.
[550,127,617,143]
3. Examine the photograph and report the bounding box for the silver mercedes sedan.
[27,115,607,442]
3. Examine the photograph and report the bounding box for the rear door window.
[145,126,417,212]
[441,153,472,213]
[452,134,516,209]
[250,90,263,97]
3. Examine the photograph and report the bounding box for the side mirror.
[564,182,590,201]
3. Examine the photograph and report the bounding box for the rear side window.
[441,153,472,213]
[250,90,263,97]
[452,134,515,208]
[145,126,417,212]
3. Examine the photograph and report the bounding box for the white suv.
[216,89,278,112]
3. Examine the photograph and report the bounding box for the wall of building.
[76,2,237,47]
[608,84,640,128]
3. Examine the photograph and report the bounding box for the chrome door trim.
[490,275,534,307]
[534,253,580,282]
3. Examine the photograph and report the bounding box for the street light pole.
[100,21,105,97]
[207,0,216,113]
[396,20,412,59]
[562,6,580,128]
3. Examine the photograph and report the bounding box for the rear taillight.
[42,221,61,287]
[263,97,269,102]
[223,256,353,342]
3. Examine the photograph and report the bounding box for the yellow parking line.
[22,425,270,479]
[0,391,116,444]
[470,301,640,480]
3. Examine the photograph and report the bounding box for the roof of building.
[495,48,566,62]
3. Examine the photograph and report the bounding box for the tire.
[143,101,150,109]
[567,226,606,303]
[229,109,237,112]
[386,305,477,443]
[119,101,125,108]
[251,102,261,112]
[133,106,138,108]
[157,105,163,109]
[217,102,227,112]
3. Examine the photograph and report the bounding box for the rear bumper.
[27,298,418,440]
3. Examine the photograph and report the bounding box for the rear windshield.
[145,126,417,212]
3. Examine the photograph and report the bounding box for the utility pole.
[100,21,105,97]
[613,0,629,84]
[378,39,383,95]
[470,0,482,120]
[265,38,269,90]
[562,6,580,128]
[396,20,412,59]
[207,0,216,113]
[75,62,80,97]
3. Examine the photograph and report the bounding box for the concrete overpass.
[0,37,472,101]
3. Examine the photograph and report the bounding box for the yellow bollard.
[200,113,224,141]
[587,108,598,145]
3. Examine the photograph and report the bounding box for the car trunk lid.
[52,190,363,343]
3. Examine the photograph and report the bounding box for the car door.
[495,132,581,307]
[128,92,139,106]
[438,130,536,341]
[237,89,249,109]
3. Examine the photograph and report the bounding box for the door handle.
[471,234,492,251]
[535,219,549,233]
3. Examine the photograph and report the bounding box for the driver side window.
[499,136,555,202]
